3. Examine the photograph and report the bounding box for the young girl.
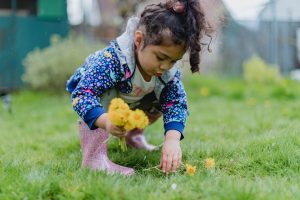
[67,0,209,176]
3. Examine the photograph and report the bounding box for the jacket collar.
[116,17,139,74]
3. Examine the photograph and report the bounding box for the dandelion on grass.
[185,164,197,176]
[200,87,210,97]
[204,158,215,169]
[108,98,149,152]
[143,162,197,176]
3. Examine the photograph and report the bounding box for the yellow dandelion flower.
[108,111,126,126]
[107,98,149,152]
[200,87,210,97]
[185,164,197,176]
[119,103,130,111]
[141,115,149,128]
[128,109,149,129]
[108,98,129,113]
[124,120,135,131]
[122,109,131,120]
[204,158,215,169]
[129,109,142,121]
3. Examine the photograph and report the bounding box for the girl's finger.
[112,130,122,136]
[115,127,125,133]
[172,155,178,172]
[166,155,172,174]
[116,126,126,132]
[112,131,125,137]
[177,152,182,169]
[162,153,167,173]
[113,127,125,135]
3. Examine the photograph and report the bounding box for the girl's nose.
[160,64,171,71]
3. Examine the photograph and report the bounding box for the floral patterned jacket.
[66,17,188,139]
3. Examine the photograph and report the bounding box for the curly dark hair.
[138,0,211,73]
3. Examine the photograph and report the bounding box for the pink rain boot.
[125,128,158,151]
[125,111,162,151]
[78,120,134,176]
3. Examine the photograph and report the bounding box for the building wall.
[258,0,300,71]
[0,0,69,89]
[258,21,300,72]
[260,0,300,22]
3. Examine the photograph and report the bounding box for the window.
[0,0,11,15]
[0,0,37,16]
[16,0,37,15]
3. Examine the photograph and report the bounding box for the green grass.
[1,76,300,199]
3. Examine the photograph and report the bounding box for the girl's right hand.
[94,113,126,137]
[104,119,126,137]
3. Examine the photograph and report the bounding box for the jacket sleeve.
[159,70,188,140]
[70,47,125,130]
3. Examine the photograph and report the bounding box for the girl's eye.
[156,55,164,61]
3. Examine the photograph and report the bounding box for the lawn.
[1,76,300,200]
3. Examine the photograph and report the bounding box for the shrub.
[22,34,104,91]
[243,56,282,84]
[270,79,298,99]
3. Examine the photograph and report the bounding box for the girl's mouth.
[155,73,162,76]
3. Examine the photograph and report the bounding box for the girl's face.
[134,31,186,81]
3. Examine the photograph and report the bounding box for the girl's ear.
[134,30,144,49]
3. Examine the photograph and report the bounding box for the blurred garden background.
[1,0,300,199]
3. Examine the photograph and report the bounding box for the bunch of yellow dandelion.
[108,98,130,127]
[108,98,149,151]
[185,164,197,176]
[204,158,215,169]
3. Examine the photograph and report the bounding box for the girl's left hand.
[160,130,182,174]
